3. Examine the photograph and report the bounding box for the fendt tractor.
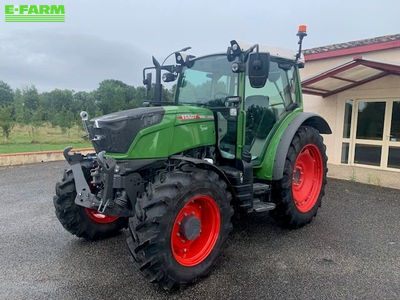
[54,26,331,290]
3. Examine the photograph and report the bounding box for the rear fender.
[272,112,331,180]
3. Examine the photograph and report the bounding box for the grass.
[0,124,92,154]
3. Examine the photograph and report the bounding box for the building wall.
[300,48,400,188]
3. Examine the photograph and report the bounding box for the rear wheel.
[126,165,233,290]
[54,165,127,240]
[271,126,327,228]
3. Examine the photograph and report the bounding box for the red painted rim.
[85,208,119,224]
[84,181,119,224]
[171,195,220,267]
[291,144,323,213]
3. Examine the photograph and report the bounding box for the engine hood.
[89,107,165,154]
[87,105,215,156]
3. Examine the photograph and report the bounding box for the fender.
[170,155,235,196]
[272,112,331,180]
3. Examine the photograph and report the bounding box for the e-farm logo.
[4,4,65,22]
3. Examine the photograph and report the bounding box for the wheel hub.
[293,167,303,185]
[180,216,201,240]
[171,195,221,267]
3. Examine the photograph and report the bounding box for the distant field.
[0,124,92,154]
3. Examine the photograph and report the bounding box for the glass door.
[387,100,400,169]
[343,99,400,170]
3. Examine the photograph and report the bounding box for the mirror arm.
[243,44,259,61]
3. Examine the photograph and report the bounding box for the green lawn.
[0,142,92,154]
[0,124,92,154]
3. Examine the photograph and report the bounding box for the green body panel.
[254,108,302,180]
[106,106,215,159]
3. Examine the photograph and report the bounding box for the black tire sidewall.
[272,126,327,227]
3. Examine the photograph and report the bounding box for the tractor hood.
[89,107,165,154]
[87,105,216,157]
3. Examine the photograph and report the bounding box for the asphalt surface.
[1,161,400,299]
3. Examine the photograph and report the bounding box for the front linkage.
[63,147,143,218]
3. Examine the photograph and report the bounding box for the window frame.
[340,97,400,171]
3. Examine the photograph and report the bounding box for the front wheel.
[271,126,328,228]
[126,165,233,290]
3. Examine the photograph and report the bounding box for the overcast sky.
[1,0,399,91]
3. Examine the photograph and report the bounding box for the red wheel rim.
[85,208,119,224]
[85,181,119,224]
[291,144,323,213]
[171,195,220,267]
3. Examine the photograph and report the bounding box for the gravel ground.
[0,161,399,299]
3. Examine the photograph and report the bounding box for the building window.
[341,99,400,171]
[388,147,400,169]
[356,101,386,140]
[343,100,353,138]
[354,144,381,166]
[390,101,400,141]
[341,143,350,164]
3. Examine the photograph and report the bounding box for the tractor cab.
[142,39,305,166]
[173,49,302,163]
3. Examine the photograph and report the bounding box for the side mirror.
[143,73,152,91]
[248,52,270,88]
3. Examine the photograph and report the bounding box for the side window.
[244,60,298,159]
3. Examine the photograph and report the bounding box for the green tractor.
[54,26,330,289]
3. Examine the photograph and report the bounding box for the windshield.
[176,55,238,106]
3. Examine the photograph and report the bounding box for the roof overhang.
[301,57,400,97]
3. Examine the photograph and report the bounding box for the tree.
[22,86,40,111]
[0,106,14,141]
[0,81,13,107]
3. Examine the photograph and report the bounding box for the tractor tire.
[271,126,327,228]
[126,165,233,290]
[54,165,128,240]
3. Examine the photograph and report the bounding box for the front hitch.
[63,147,101,210]
[63,147,132,217]
[95,151,117,214]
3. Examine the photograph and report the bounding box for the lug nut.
[184,248,187,253]
[176,233,180,237]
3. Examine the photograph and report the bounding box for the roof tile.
[304,34,400,55]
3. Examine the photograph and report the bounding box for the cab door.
[243,59,300,162]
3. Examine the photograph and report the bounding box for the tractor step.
[247,199,276,213]
[253,182,271,196]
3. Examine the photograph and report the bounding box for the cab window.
[244,60,298,159]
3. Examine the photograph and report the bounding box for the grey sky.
[1,0,399,91]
